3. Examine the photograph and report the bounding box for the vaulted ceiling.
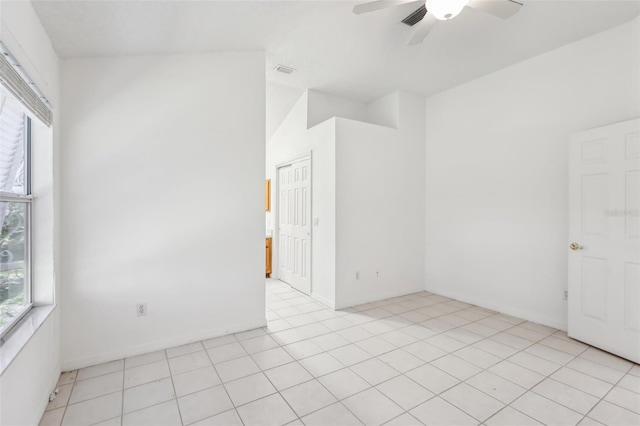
[32,0,639,102]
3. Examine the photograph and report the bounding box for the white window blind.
[0,45,52,127]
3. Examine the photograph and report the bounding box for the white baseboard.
[61,318,267,371]
[335,286,425,311]
[31,384,54,426]
[425,285,567,331]
[311,292,335,309]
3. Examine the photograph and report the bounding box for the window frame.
[0,116,33,340]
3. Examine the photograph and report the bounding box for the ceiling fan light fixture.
[426,0,470,20]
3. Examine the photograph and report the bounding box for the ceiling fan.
[353,0,523,45]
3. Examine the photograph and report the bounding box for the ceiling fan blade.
[466,0,523,19]
[353,0,422,15]
[407,13,436,45]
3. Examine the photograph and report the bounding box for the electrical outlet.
[137,303,148,317]
[355,271,359,279]
[563,290,568,301]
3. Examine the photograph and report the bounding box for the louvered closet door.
[278,157,311,295]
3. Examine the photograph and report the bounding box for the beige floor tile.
[202,334,238,349]
[579,347,634,372]
[62,392,123,426]
[440,383,504,421]
[405,364,460,394]
[376,375,434,410]
[39,407,65,426]
[165,341,204,359]
[301,402,362,426]
[466,370,527,404]
[123,399,181,426]
[122,377,175,414]
[454,346,501,369]
[565,357,626,384]
[177,385,233,425]
[69,371,123,404]
[318,368,371,400]
[588,400,640,426]
[328,344,372,366]
[43,281,640,426]
[76,360,124,381]
[215,355,260,383]
[172,365,221,397]
[604,386,640,414]
[124,351,167,370]
[281,379,337,417]
[299,352,344,377]
[189,409,243,426]
[618,374,640,394]
[485,407,542,426]
[206,342,247,364]
[356,336,397,356]
[350,358,400,386]
[264,361,313,391]
[124,359,171,389]
[225,372,277,406]
[551,367,613,398]
[57,370,78,386]
[236,394,298,426]
[403,341,448,363]
[282,339,324,359]
[509,351,562,376]
[251,346,294,370]
[532,378,599,414]
[168,350,212,376]
[383,412,423,426]
[410,397,477,426]
[343,388,404,426]
[511,391,583,426]
[431,354,482,381]
[377,349,425,373]
[239,334,281,354]
[488,360,544,389]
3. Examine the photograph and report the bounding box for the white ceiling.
[32,0,639,103]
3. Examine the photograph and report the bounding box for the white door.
[569,118,640,363]
[278,157,311,295]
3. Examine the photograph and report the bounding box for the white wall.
[267,90,426,309]
[266,92,337,307]
[60,51,266,369]
[364,92,399,129]
[0,1,61,425]
[307,90,366,129]
[335,92,425,308]
[424,18,640,330]
[266,82,305,142]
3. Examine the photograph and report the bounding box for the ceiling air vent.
[402,5,427,26]
[275,65,296,75]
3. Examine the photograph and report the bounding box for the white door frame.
[275,152,312,294]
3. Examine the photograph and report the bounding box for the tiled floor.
[41,280,640,426]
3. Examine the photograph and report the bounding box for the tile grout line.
[202,339,247,426]
[164,347,187,426]
[46,281,639,426]
[578,361,637,425]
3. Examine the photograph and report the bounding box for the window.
[0,89,32,338]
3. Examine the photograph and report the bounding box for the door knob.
[570,242,582,251]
